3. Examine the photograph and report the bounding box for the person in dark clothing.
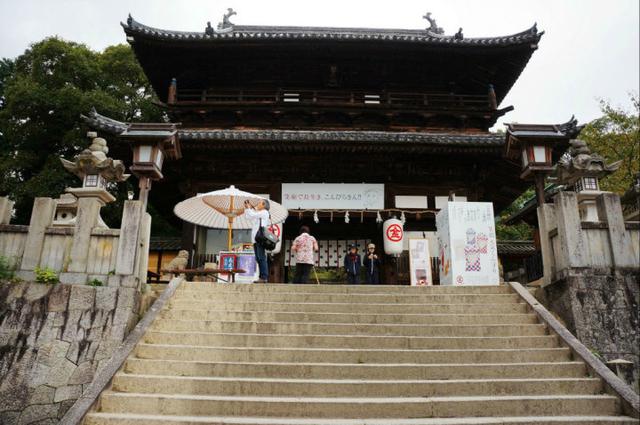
[363,243,382,284]
[344,244,361,284]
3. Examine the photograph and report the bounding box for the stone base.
[538,269,640,392]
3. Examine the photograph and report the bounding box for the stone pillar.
[537,203,556,286]
[0,197,14,225]
[67,198,102,274]
[597,193,637,269]
[554,192,589,270]
[20,198,56,270]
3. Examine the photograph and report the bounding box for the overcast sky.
[1,0,638,129]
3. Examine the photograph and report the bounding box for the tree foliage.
[0,38,163,226]
[495,188,534,241]
[580,93,640,194]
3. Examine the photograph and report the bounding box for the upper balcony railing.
[171,88,494,111]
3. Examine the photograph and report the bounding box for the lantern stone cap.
[552,139,622,185]
[60,134,130,183]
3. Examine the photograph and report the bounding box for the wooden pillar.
[167,78,177,105]
[488,84,497,110]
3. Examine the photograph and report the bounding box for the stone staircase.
[83,282,638,424]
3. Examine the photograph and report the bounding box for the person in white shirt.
[244,199,271,283]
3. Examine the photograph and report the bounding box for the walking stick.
[312,265,320,285]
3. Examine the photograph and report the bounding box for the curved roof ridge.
[122,15,542,45]
[81,109,505,147]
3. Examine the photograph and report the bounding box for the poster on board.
[409,238,432,286]
[436,202,499,286]
[236,252,259,283]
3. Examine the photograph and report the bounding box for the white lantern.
[383,218,404,255]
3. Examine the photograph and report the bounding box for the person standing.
[291,225,319,284]
[244,199,271,283]
[344,244,361,284]
[363,243,382,284]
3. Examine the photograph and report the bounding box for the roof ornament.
[454,28,464,40]
[423,12,445,35]
[205,8,236,35]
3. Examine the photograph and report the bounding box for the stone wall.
[0,282,140,424]
[539,270,639,390]
[536,191,640,392]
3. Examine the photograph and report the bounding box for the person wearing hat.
[363,243,382,284]
[343,243,362,284]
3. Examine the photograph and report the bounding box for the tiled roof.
[150,237,182,251]
[496,240,536,256]
[123,16,543,47]
[81,109,505,148]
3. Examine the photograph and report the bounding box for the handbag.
[255,218,278,251]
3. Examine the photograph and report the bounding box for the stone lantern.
[59,132,130,227]
[552,139,621,221]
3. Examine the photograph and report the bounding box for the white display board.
[436,202,499,286]
[282,183,384,210]
[409,239,432,286]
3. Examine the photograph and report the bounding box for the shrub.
[34,267,59,285]
[0,256,16,280]
[87,278,103,287]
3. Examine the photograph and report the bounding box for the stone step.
[83,412,640,425]
[135,344,571,364]
[180,282,514,294]
[151,320,548,337]
[171,291,522,304]
[123,359,589,380]
[143,331,559,350]
[167,301,530,315]
[111,374,602,397]
[97,393,620,418]
[159,309,539,325]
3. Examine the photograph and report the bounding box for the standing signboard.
[409,238,432,286]
[436,202,499,286]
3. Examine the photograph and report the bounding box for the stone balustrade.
[0,196,150,289]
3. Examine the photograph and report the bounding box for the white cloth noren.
[245,208,270,242]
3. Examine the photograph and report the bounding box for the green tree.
[0,38,163,226]
[580,93,640,194]
[495,188,534,241]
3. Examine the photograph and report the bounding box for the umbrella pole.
[228,196,235,251]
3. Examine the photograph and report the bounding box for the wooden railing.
[174,88,491,111]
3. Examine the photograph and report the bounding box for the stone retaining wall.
[0,282,140,424]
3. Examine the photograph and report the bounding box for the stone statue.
[205,21,214,36]
[423,12,445,35]
[454,28,464,40]
[553,139,622,186]
[166,250,189,271]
